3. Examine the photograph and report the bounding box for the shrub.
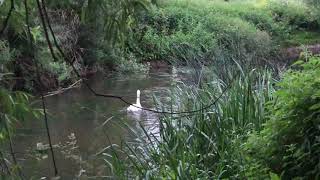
[245,56,320,179]
[128,0,320,66]
[267,0,319,30]
[129,2,274,65]
[0,88,40,177]
[0,40,21,89]
[115,53,149,74]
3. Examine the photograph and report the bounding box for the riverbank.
[281,43,320,62]
[21,43,320,95]
[1,0,320,93]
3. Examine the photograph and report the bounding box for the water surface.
[14,67,194,179]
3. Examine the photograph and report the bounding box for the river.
[14,67,198,179]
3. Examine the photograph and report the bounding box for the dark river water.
[13,67,196,179]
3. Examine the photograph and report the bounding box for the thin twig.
[43,79,82,97]
[3,116,24,179]
[25,0,58,176]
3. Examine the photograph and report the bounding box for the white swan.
[127,90,142,112]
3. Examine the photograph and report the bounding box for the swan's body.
[127,90,142,112]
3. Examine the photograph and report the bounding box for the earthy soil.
[281,44,320,63]
[148,60,170,69]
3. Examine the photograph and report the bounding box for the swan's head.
[137,90,141,97]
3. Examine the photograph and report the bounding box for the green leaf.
[269,172,281,180]
[30,26,41,43]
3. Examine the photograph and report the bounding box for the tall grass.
[102,65,275,178]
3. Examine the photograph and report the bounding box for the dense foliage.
[1,0,320,91]
[1,0,320,179]
[0,88,40,177]
[0,0,152,91]
[127,0,320,64]
[245,56,320,179]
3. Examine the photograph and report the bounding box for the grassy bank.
[1,0,320,92]
[127,0,320,64]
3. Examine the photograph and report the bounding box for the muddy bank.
[281,44,320,63]
[12,44,320,94]
[11,57,97,93]
[147,60,170,69]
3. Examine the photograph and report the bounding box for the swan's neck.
[136,97,141,106]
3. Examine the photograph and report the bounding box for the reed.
[103,65,275,178]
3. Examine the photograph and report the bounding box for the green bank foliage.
[0,0,153,91]
[0,89,35,139]
[245,56,320,179]
[127,0,320,63]
[104,56,320,179]
[1,0,320,91]
[0,88,40,177]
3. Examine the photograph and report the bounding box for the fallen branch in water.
[44,79,82,97]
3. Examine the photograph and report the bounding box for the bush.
[115,53,150,74]
[129,1,274,65]
[127,0,320,66]
[0,40,20,89]
[245,56,320,179]
[267,0,319,30]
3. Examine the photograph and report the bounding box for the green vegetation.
[0,0,153,91]
[246,56,320,179]
[105,66,275,179]
[283,31,320,47]
[1,0,320,91]
[1,0,320,179]
[127,0,320,63]
[104,55,320,179]
[0,88,40,178]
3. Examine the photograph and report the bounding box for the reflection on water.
[14,67,198,179]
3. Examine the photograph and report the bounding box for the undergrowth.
[245,56,320,179]
[127,0,320,64]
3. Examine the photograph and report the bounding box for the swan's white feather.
[127,103,142,112]
[127,90,142,112]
